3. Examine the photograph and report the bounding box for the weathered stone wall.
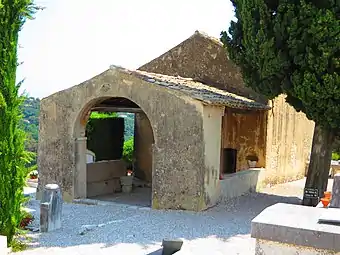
[38,67,213,211]
[134,112,154,182]
[139,31,267,103]
[264,95,314,185]
[221,108,267,172]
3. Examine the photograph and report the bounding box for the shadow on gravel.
[23,192,301,252]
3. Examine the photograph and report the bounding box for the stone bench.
[251,203,340,254]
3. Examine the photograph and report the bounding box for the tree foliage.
[122,137,134,166]
[20,97,40,166]
[221,0,339,205]
[222,0,340,128]
[0,0,37,245]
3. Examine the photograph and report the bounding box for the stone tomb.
[251,203,340,254]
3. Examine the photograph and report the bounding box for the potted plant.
[246,155,258,168]
[20,211,34,229]
[120,170,134,193]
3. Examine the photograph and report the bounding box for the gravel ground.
[15,188,302,255]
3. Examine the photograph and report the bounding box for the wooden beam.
[91,106,143,113]
[229,108,257,114]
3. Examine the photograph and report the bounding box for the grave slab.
[251,203,340,254]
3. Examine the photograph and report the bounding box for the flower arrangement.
[246,154,259,168]
[127,170,133,176]
[29,170,38,179]
[19,211,34,229]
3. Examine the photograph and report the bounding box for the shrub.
[122,137,134,167]
[85,112,117,141]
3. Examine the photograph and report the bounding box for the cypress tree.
[221,0,340,206]
[0,0,36,245]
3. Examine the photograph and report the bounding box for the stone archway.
[72,96,155,205]
[37,67,214,211]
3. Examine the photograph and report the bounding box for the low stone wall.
[220,168,264,200]
[87,160,126,197]
[251,203,340,255]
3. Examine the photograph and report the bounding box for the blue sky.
[17,0,234,98]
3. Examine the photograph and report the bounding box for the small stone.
[162,239,183,255]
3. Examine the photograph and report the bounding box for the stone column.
[40,184,62,232]
[134,113,153,182]
[74,137,87,199]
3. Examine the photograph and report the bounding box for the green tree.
[0,0,37,245]
[221,0,340,206]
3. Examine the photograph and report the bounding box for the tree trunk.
[302,123,334,206]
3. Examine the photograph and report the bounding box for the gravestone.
[303,187,319,206]
[40,184,62,232]
[330,173,340,208]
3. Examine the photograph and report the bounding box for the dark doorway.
[223,148,237,174]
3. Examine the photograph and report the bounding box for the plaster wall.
[38,67,210,211]
[264,95,314,185]
[202,105,224,206]
[221,108,267,171]
[134,112,154,182]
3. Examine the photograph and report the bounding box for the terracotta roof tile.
[110,65,270,110]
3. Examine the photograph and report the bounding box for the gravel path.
[260,177,333,199]
[15,189,302,255]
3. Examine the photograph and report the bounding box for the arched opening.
[74,97,155,207]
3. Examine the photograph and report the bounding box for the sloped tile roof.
[110,65,270,110]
